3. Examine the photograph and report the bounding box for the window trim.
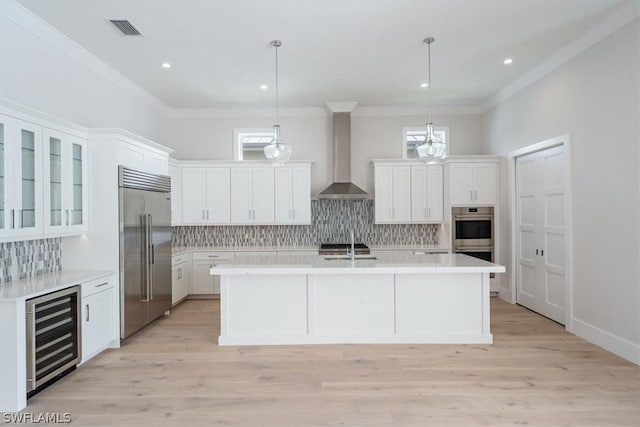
[401,126,450,160]
[233,128,274,160]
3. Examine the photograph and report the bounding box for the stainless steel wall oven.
[453,207,495,276]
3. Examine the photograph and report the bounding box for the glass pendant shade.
[417,122,446,164]
[264,124,292,166]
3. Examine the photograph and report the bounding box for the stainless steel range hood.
[318,102,369,199]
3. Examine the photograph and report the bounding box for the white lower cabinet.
[81,275,116,363]
[172,253,191,305]
[191,252,235,296]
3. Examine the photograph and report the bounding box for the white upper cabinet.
[374,165,411,223]
[448,161,498,206]
[172,161,311,226]
[411,165,444,223]
[182,167,230,224]
[231,167,274,224]
[169,164,182,225]
[0,114,44,240]
[274,166,311,224]
[43,129,88,234]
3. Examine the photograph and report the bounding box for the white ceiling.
[15,0,625,109]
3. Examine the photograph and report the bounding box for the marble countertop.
[0,270,115,302]
[172,245,319,256]
[210,253,504,275]
[172,244,448,256]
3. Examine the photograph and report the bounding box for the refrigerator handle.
[148,214,154,301]
[140,214,149,302]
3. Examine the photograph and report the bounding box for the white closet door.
[206,167,230,224]
[516,145,566,324]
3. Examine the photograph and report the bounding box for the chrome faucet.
[350,229,355,262]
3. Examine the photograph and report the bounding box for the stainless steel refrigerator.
[118,166,172,340]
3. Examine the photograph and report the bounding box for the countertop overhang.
[210,253,505,275]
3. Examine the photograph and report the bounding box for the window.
[402,126,449,160]
[233,129,274,160]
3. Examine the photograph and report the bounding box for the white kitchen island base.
[216,254,503,345]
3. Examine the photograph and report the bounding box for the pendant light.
[416,37,446,164]
[263,40,293,166]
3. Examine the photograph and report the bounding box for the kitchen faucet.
[350,229,355,262]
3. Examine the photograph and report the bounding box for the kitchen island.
[210,253,505,345]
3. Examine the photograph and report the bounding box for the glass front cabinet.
[43,129,88,234]
[0,113,87,242]
[0,114,43,240]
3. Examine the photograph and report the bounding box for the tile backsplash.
[173,199,440,247]
[0,238,62,284]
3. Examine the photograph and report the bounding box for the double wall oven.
[452,207,494,273]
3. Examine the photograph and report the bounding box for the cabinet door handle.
[424,207,427,218]
[536,249,538,255]
[541,250,544,256]
[248,209,251,220]
[10,209,15,229]
[428,207,431,218]
[66,209,70,226]
[292,209,295,221]
[202,210,205,220]
[86,304,90,322]
[96,282,109,288]
[475,190,478,201]
[19,209,23,228]
[470,190,473,201]
[206,210,210,220]
[252,209,256,220]
[178,267,182,280]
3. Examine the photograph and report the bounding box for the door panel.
[392,166,411,222]
[206,167,230,223]
[274,167,292,222]
[252,167,274,223]
[291,167,310,223]
[516,145,566,324]
[230,168,252,223]
[120,188,147,339]
[427,165,443,222]
[181,168,207,224]
[146,191,172,322]
[374,166,393,223]
[410,166,427,222]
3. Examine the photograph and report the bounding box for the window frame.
[401,126,450,160]
[233,128,274,161]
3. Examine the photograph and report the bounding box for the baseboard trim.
[572,318,640,365]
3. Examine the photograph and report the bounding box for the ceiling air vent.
[109,19,142,36]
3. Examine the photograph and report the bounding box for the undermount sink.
[323,256,378,261]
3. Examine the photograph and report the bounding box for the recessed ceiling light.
[503,58,513,65]
[162,62,172,68]
[260,84,268,90]
[420,82,429,88]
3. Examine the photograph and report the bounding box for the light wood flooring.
[23,298,640,426]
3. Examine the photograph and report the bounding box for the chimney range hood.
[318,102,369,199]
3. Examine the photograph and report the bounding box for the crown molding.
[167,104,483,119]
[166,106,329,118]
[1,0,170,114]
[482,1,640,112]
[0,98,88,136]
[352,105,484,116]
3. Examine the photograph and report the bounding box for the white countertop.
[172,244,449,256]
[210,253,504,275]
[0,270,115,302]
[172,245,319,256]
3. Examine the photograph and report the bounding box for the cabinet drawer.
[192,251,235,261]
[172,253,191,266]
[81,276,114,297]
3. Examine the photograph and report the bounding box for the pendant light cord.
[275,43,279,126]
[427,39,432,124]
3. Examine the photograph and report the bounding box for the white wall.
[482,19,640,362]
[165,112,483,194]
[0,3,167,143]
